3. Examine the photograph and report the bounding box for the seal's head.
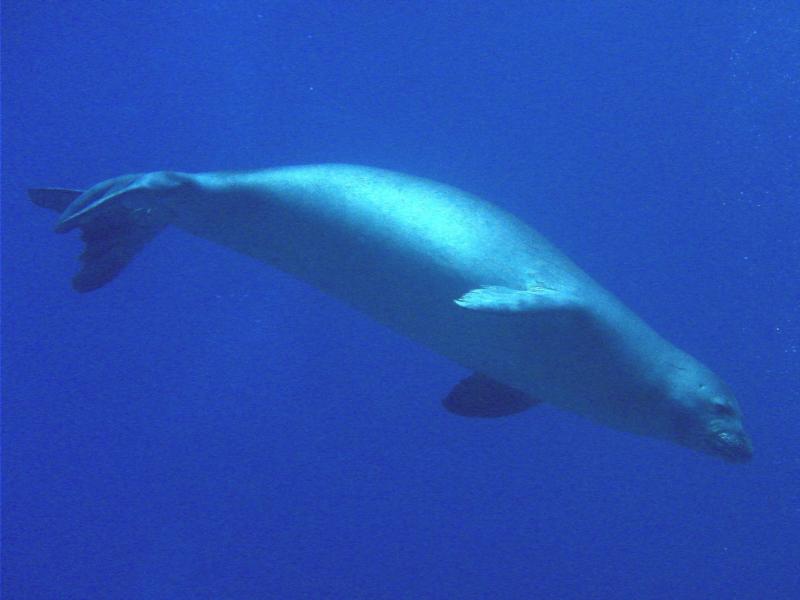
[666,358,753,463]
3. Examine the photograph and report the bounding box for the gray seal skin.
[29,164,753,462]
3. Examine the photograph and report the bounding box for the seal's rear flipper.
[28,188,84,212]
[443,373,539,418]
[28,184,168,292]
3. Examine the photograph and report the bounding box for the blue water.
[3,2,799,599]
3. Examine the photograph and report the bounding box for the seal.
[29,164,753,462]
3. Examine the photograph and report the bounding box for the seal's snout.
[713,430,753,463]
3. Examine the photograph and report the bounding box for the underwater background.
[3,2,799,599]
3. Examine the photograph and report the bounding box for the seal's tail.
[28,173,175,292]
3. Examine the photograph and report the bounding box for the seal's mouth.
[674,419,753,463]
[708,430,753,463]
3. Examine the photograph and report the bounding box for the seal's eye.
[711,398,735,417]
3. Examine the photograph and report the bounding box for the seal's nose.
[717,431,753,463]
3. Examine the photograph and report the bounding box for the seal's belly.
[170,169,617,410]
[172,182,501,361]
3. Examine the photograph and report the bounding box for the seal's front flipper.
[27,172,184,292]
[443,373,538,418]
[455,285,577,313]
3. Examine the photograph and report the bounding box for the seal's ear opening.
[28,188,166,292]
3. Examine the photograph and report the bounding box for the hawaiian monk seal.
[29,164,752,462]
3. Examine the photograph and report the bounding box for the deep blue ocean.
[3,2,799,599]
